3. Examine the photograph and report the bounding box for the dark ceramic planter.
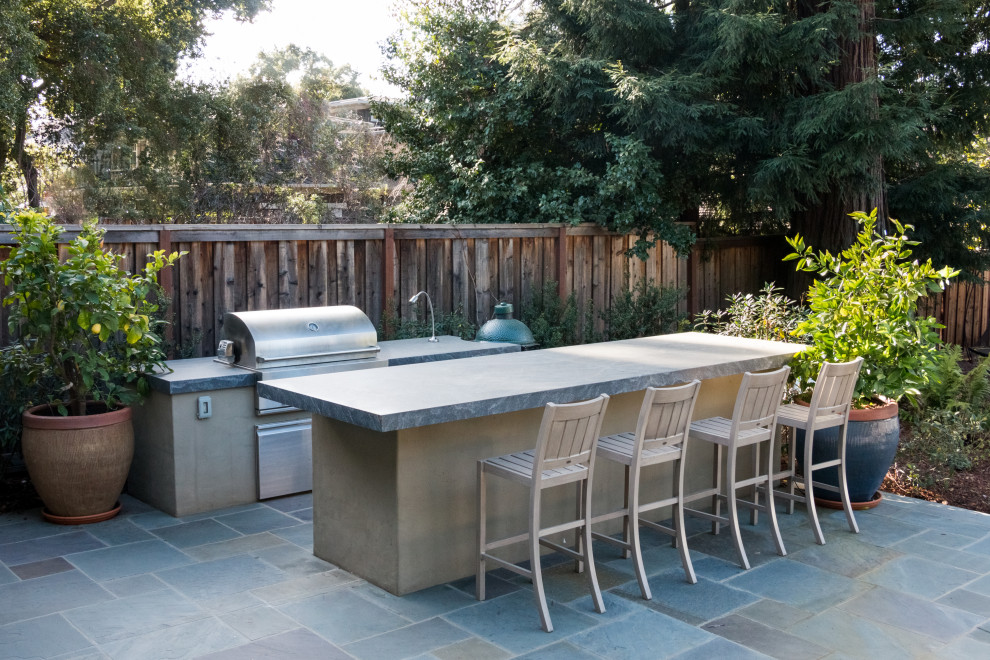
[795,399,899,504]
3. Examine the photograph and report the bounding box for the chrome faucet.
[409,291,439,342]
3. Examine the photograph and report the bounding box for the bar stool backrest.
[731,367,791,439]
[637,381,702,457]
[533,394,610,478]
[807,357,864,420]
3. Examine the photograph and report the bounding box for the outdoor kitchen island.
[259,332,803,595]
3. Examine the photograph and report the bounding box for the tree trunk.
[788,0,885,297]
[13,117,42,208]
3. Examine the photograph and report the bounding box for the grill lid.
[217,305,379,370]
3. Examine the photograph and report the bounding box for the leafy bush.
[599,279,684,341]
[785,209,958,406]
[694,283,807,343]
[0,345,59,475]
[521,280,582,349]
[379,302,477,341]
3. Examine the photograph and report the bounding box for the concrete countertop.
[147,337,520,395]
[259,332,804,433]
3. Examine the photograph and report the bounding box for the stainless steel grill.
[216,305,384,415]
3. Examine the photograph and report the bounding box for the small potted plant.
[784,209,958,507]
[1,210,182,523]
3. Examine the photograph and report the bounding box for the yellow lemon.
[91,323,101,335]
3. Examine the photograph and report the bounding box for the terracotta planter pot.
[795,398,899,505]
[21,403,134,523]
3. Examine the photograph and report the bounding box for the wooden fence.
[2,223,987,358]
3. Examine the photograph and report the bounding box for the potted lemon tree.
[1,211,182,523]
[785,209,958,507]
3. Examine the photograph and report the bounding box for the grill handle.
[256,346,381,364]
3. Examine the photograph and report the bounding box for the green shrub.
[785,209,958,406]
[379,302,477,341]
[694,283,807,343]
[600,279,684,341]
[0,345,59,475]
[521,280,581,348]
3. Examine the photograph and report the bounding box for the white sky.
[181,0,401,97]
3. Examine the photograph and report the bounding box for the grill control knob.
[216,340,236,365]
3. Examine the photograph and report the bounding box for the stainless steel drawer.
[256,419,312,499]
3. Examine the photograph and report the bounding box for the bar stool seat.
[592,381,701,600]
[684,367,790,570]
[477,394,610,633]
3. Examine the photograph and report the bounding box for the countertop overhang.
[259,333,804,433]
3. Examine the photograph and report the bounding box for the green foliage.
[694,283,807,343]
[599,279,684,341]
[913,346,990,413]
[0,211,183,415]
[379,302,477,341]
[0,0,270,208]
[0,344,58,475]
[520,280,581,349]
[786,209,959,406]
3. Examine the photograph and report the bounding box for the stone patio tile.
[568,609,712,659]
[0,518,72,544]
[868,502,990,539]
[569,589,643,623]
[156,554,287,601]
[0,570,113,625]
[98,615,245,659]
[932,635,990,660]
[214,507,299,535]
[150,519,242,549]
[702,613,829,659]
[278,589,411,646]
[10,556,75,580]
[0,563,16,584]
[443,590,597,654]
[912,528,982,550]
[262,493,313,513]
[270,523,313,550]
[67,540,192,581]
[838,586,984,643]
[200,591,266,614]
[431,638,510,660]
[288,508,313,522]
[0,614,93,659]
[116,494,157,516]
[504,561,633,604]
[127,509,190,530]
[352,582,478,622]
[343,617,470,660]
[736,598,814,629]
[251,569,357,606]
[50,648,111,659]
[961,534,990,556]
[514,641,600,659]
[219,604,299,641]
[451,572,521,600]
[196,628,350,659]
[99,574,169,598]
[0,530,106,565]
[862,555,979,600]
[84,518,156,546]
[961,573,990,598]
[689,555,749,582]
[936,588,990,617]
[790,534,901,578]
[725,559,865,612]
[616,571,759,624]
[845,512,926,547]
[63,589,208,643]
[788,608,944,658]
[182,532,287,562]
[254,542,336,576]
[671,635,772,659]
[890,537,990,573]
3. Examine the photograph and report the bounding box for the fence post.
[158,226,175,352]
[382,225,396,317]
[557,225,568,300]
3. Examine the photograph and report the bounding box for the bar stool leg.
[804,432,826,546]
[750,442,761,526]
[529,491,552,633]
[712,445,723,536]
[582,477,606,614]
[726,445,750,570]
[622,465,632,559]
[764,437,786,557]
[627,467,651,600]
[476,462,487,601]
[574,481,585,573]
[786,429,796,515]
[837,426,860,534]
[674,452,697,584]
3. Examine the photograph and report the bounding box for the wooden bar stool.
[476,394,610,633]
[766,357,863,545]
[592,381,701,600]
[684,367,790,570]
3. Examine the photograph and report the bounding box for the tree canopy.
[0,0,270,208]
[376,0,990,273]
